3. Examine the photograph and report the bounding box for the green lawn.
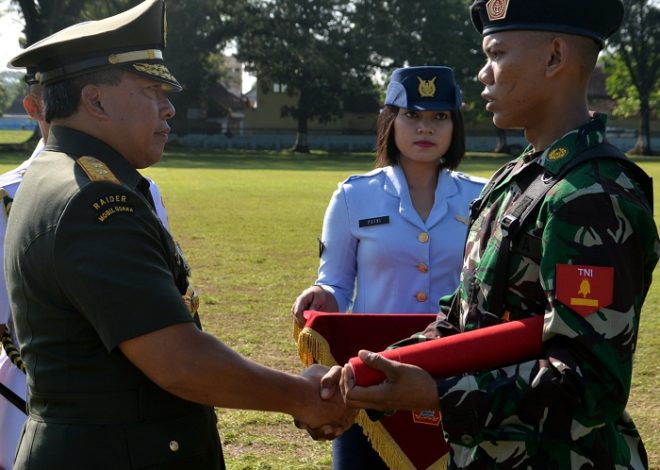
[0,147,658,469]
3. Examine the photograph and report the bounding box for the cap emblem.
[132,62,176,82]
[486,0,510,21]
[417,76,437,98]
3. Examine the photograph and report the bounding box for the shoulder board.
[343,167,385,183]
[452,171,489,185]
[76,156,120,184]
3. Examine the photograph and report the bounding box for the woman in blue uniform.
[291,66,487,469]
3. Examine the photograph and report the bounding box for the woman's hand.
[291,286,339,327]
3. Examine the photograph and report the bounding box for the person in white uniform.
[292,66,487,469]
[0,70,171,470]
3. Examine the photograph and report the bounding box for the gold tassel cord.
[293,320,448,470]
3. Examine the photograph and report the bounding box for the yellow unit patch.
[77,156,120,184]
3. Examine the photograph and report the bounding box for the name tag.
[359,216,390,228]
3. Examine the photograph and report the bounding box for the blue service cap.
[384,66,462,111]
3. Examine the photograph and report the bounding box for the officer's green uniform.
[412,1,660,468]
[5,0,224,468]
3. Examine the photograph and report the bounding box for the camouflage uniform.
[431,114,659,468]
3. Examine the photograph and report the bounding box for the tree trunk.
[629,99,654,155]
[290,87,310,153]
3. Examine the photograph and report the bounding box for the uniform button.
[169,440,180,452]
[416,291,427,302]
[418,232,429,243]
[417,263,428,273]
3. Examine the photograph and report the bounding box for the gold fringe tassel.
[293,320,448,470]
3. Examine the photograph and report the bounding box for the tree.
[230,0,377,152]
[606,0,660,155]
[8,0,232,132]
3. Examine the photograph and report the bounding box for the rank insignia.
[548,147,568,160]
[486,0,509,21]
[555,264,613,316]
[412,410,441,426]
[417,77,437,98]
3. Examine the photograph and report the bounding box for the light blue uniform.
[316,164,486,313]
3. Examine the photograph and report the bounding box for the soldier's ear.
[22,95,44,122]
[80,84,108,118]
[546,36,569,77]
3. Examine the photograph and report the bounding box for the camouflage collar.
[517,113,609,175]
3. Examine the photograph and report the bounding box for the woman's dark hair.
[374,105,466,170]
[43,68,123,123]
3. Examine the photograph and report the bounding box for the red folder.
[294,311,449,470]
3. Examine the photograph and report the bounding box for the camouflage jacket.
[433,114,659,469]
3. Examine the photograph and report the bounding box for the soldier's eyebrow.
[483,38,504,55]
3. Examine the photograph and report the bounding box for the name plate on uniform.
[359,216,390,227]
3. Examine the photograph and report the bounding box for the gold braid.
[1,326,26,373]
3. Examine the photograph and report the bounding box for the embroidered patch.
[412,410,441,426]
[91,194,134,223]
[77,156,120,184]
[548,147,568,161]
[486,0,509,21]
[555,264,614,316]
[359,216,390,228]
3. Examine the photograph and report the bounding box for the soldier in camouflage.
[324,0,660,468]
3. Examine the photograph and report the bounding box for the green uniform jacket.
[4,126,224,469]
[431,115,659,469]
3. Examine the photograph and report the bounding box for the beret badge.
[486,0,510,21]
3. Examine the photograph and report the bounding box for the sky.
[0,0,23,73]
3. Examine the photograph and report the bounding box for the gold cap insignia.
[417,76,437,98]
[486,0,510,21]
[548,147,568,160]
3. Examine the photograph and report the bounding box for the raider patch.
[555,264,613,316]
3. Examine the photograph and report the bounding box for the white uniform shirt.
[317,165,486,313]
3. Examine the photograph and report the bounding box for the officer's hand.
[340,350,440,412]
[291,286,339,327]
[293,364,357,440]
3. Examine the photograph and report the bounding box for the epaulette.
[343,167,385,183]
[453,171,489,185]
[76,156,120,184]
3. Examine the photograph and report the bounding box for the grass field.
[0,147,658,469]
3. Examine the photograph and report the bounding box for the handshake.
[293,350,440,440]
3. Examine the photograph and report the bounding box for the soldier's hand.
[340,350,440,412]
[293,364,357,440]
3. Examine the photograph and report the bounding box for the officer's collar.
[45,126,143,189]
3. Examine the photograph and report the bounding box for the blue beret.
[384,66,462,111]
[470,0,624,48]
